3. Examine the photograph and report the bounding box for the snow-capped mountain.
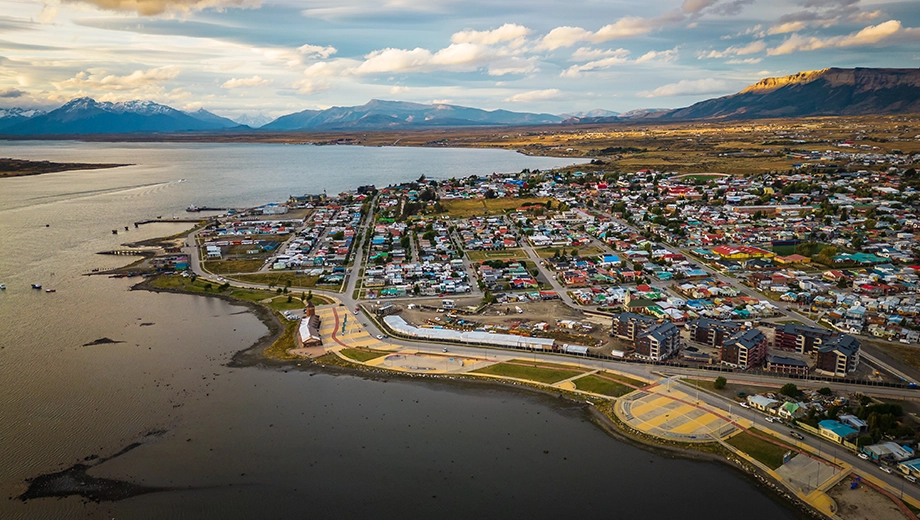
[0,107,47,131]
[2,97,243,135]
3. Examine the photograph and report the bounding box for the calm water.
[0,142,801,519]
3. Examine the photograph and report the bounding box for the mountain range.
[1,68,918,135]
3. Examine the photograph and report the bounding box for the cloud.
[504,88,561,102]
[638,78,730,97]
[390,85,409,94]
[701,40,766,58]
[259,44,337,68]
[767,20,912,55]
[451,23,531,45]
[682,0,718,14]
[570,47,627,61]
[683,0,753,16]
[291,78,330,95]
[561,56,629,77]
[221,75,272,88]
[60,0,259,16]
[537,11,685,50]
[725,57,762,64]
[0,87,25,98]
[635,47,679,63]
[53,66,180,91]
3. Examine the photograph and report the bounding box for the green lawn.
[597,372,648,388]
[572,374,633,397]
[726,430,792,469]
[340,348,389,362]
[267,297,306,311]
[441,197,551,218]
[471,362,585,384]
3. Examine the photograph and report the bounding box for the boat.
[31,283,41,289]
[45,289,55,293]
[186,205,201,212]
[112,229,118,234]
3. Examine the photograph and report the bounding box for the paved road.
[669,376,920,502]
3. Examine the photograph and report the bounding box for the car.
[790,431,804,440]
[764,416,776,423]
[354,310,359,315]
[740,402,751,409]
[880,466,893,474]
[442,348,448,353]
[858,453,869,460]
[376,335,384,340]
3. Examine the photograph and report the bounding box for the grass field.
[340,348,389,362]
[266,296,306,311]
[572,374,633,397]
[231,272,320,288]
[726,430,792,469]
[466,249,528,261]
[203,259,264,274]
[471,362,585,384]
[441,197,551,218]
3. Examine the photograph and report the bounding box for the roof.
[818,334,860,356]
[690,317,741,332]
[767,355,808,367]
[748,395,779,407]
[818,420,858,438]
[639,321,679,342]
[724,328,765,349]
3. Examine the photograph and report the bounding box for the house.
[747,395,780,413]
[818,420,858,443]
[778,401,806,420]
[839,414,869,432]
[863,442,913,462]
[295,301,322,348]
[721,328,768,370]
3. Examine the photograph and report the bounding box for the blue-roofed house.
[818,420,858,443]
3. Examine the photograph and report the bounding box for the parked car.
[376,335,384,340]
[790,431,804,440]
[880,466,893,474]
[858,453,869,460]
[740,402,751,409]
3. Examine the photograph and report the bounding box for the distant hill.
[183,108,241,129]
[233,113,273,128]
[646,68,920,120]
[1,98,244,135]
[262,99,564,131]
[560,109,619,119]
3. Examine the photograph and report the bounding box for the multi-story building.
[611,312,657,341]
[720,328,767,369]
[815,335,861,377]
[774,323,836,353]
[636,322,680,361]
[688,318,741,347]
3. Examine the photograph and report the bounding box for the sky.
[0,0,918,121]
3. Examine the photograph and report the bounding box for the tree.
[276,288,283,295]
[713,376,727,390]
[287,295,293,303]
[780,383,799,398]
[817,387,832,396]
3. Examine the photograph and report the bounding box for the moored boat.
[0,283,6,290]
[31,283,41,289]
[45,289,55,293]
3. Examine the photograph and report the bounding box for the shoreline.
[131,274,819,517]
[0,157,132,178]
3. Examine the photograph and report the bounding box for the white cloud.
[767,21,808,35]
[725,57,762,64]
[504,88,561,102]
[638,78,730,97]
[53,66,179,91]
[259,44,337,68]
[389,85,409,94]
[635,47,679,63]
[292,78,330,95]
[451,23,531,45]
[570,47,628,61]
[701,40,766,58]
[538,26,594,51]
[221,75,272,88]
[537,11,685,50]
[561,56,629,77]
[767,20,910,55]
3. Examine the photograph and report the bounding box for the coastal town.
[116,144,920,519]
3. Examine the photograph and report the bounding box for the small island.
[0,157,131,178]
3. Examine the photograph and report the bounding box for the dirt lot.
[398,299,615,349]
[828,476,909,520]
